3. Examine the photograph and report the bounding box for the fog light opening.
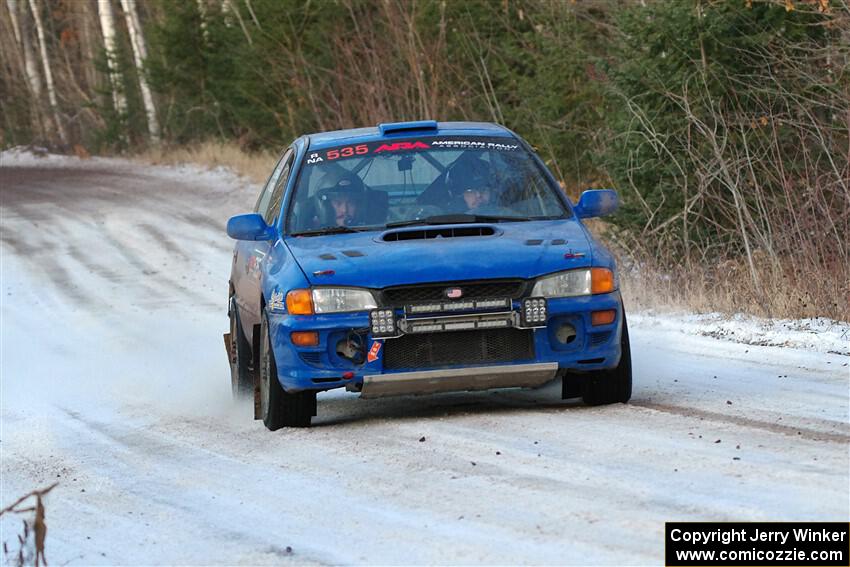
[556,323,577,344]
[336,333,366,364]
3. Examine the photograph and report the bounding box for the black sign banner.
[665,522,849,566]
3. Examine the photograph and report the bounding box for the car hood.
[284,220,592,288]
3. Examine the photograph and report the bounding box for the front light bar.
[399,312,514,334]
[373,298,548,338]
[404,297,510,316]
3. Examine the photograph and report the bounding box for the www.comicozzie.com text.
[669,527,848,546]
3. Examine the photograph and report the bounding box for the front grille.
[383,328,535,370]
[382,280,526,306]
[299,352,323,366]
[589,331,612,346]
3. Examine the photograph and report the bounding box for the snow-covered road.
[1,153,848,565]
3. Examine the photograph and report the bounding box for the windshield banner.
[305,136,521,166]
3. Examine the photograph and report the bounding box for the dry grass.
[572,219,849,322]
[135,141,278,185]
[619,260,849,322]
[609,230,850,322]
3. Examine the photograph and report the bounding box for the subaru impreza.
[225,120,631,429]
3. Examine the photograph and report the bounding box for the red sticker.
[367,341,382,362]
[374,141,429,153]
[326,144,368,160]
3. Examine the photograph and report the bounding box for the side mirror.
[574,189,619,219]
[226,213,276,241]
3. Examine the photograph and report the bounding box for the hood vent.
[382,225,496,242]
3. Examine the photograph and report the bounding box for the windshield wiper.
[290,226,372,237]
[470,214,534,223]
[385,214,533,229]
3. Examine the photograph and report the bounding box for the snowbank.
[631,311,850,356]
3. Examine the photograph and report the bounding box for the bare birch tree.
[5,0,48,139]
[97,0,126,116]
[6,0,22,46]
[197,0,209,41]
[119,0,159,142]
[79,0,101,95]
[222,0,253,45]
[27,0,66,144]
[6,1,42,100]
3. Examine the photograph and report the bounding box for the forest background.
[1,0,847,321]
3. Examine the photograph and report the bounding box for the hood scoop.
[382,225,496,242]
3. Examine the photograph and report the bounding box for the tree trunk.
[222,0,253,45]
[6,0,22,43]
[27,0,67,144]
[7,0,48,140]
[97,0,126,116]
[80,0,100,99]
[119,0,159,142]
[196,0,208,41]
[7,0,42,100]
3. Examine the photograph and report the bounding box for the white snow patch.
[1,146,119,169]
[0,147,253,193]
[630,311,850,356]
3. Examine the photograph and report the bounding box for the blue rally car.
[225,120,631,429]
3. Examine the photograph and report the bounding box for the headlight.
[285,288,378,315]
[531,268,616,298]
[311,288,377,313]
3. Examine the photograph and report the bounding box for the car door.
[232,149,293,332]
[234,148,296,336]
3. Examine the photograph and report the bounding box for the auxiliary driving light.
[370,309,398,338]
[521,297,548,327]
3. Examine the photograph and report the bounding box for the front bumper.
[268,291,623,394]
[361,362,558,398]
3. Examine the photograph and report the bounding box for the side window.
[254,151,291,215]
[263,150,295,225]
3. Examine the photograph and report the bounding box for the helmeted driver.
[443,154,497,213]
[315,174,363,227]
[329,191,358,226]
[461,183,492,212]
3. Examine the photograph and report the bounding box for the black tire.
[582,312,632,406]
[258,311,315,430]
[228,298,254,399]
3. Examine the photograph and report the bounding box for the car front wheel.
[259,311,316,430]
[581,311,633,406]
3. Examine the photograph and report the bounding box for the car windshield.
[286,136,568,235]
